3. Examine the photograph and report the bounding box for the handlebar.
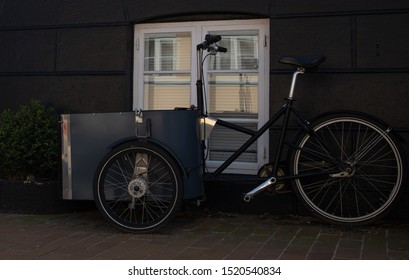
[197,34,228,54]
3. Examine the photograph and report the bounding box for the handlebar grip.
[217,46,227,53]
[205,34,221,44]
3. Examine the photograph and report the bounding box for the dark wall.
[1,0,409,124]
[1,0,409,214]
[266,2,409,167]
[0,0,131,113]
[269,5,409,130]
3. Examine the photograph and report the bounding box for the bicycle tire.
[288,112,407,225]
[93,141,183,233]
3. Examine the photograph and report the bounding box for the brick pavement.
[0,209,408,260]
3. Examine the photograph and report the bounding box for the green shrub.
[0,99,58,181]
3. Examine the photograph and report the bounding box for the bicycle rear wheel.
[289,112,406,225]
[94,141,183,233]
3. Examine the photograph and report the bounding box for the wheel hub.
[128,177,149,198]
[330,164,355,178]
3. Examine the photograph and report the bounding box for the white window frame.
[134,19,269,174]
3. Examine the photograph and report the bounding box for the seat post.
[288,67,305,99]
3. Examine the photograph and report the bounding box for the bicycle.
[93,35,407,233]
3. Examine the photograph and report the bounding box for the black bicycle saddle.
[279,55,325,69]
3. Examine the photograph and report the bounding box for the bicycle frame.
[196,41,335,202]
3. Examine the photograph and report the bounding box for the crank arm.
[244,177,277,202]
[243,169,337,202]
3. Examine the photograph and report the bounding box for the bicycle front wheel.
[289,112,406,225]
[94,141,183,233]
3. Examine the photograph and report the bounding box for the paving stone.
[0,211,407,260]
[334,247,362,259]
[337,239,363,250]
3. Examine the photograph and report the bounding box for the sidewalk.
[0,208,408,260]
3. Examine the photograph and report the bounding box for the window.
[142,31,193,109]
[134,19,269,174]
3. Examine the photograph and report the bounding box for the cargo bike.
[61,35,407,233]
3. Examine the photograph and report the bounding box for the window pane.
[144,74,191,109]
[209,73,258,118]
[209,30,258,71]
[209,122,257,162]
[144,32,191,71]
[207,30,260,164]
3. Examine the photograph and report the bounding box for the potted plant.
[0,99,67,213]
